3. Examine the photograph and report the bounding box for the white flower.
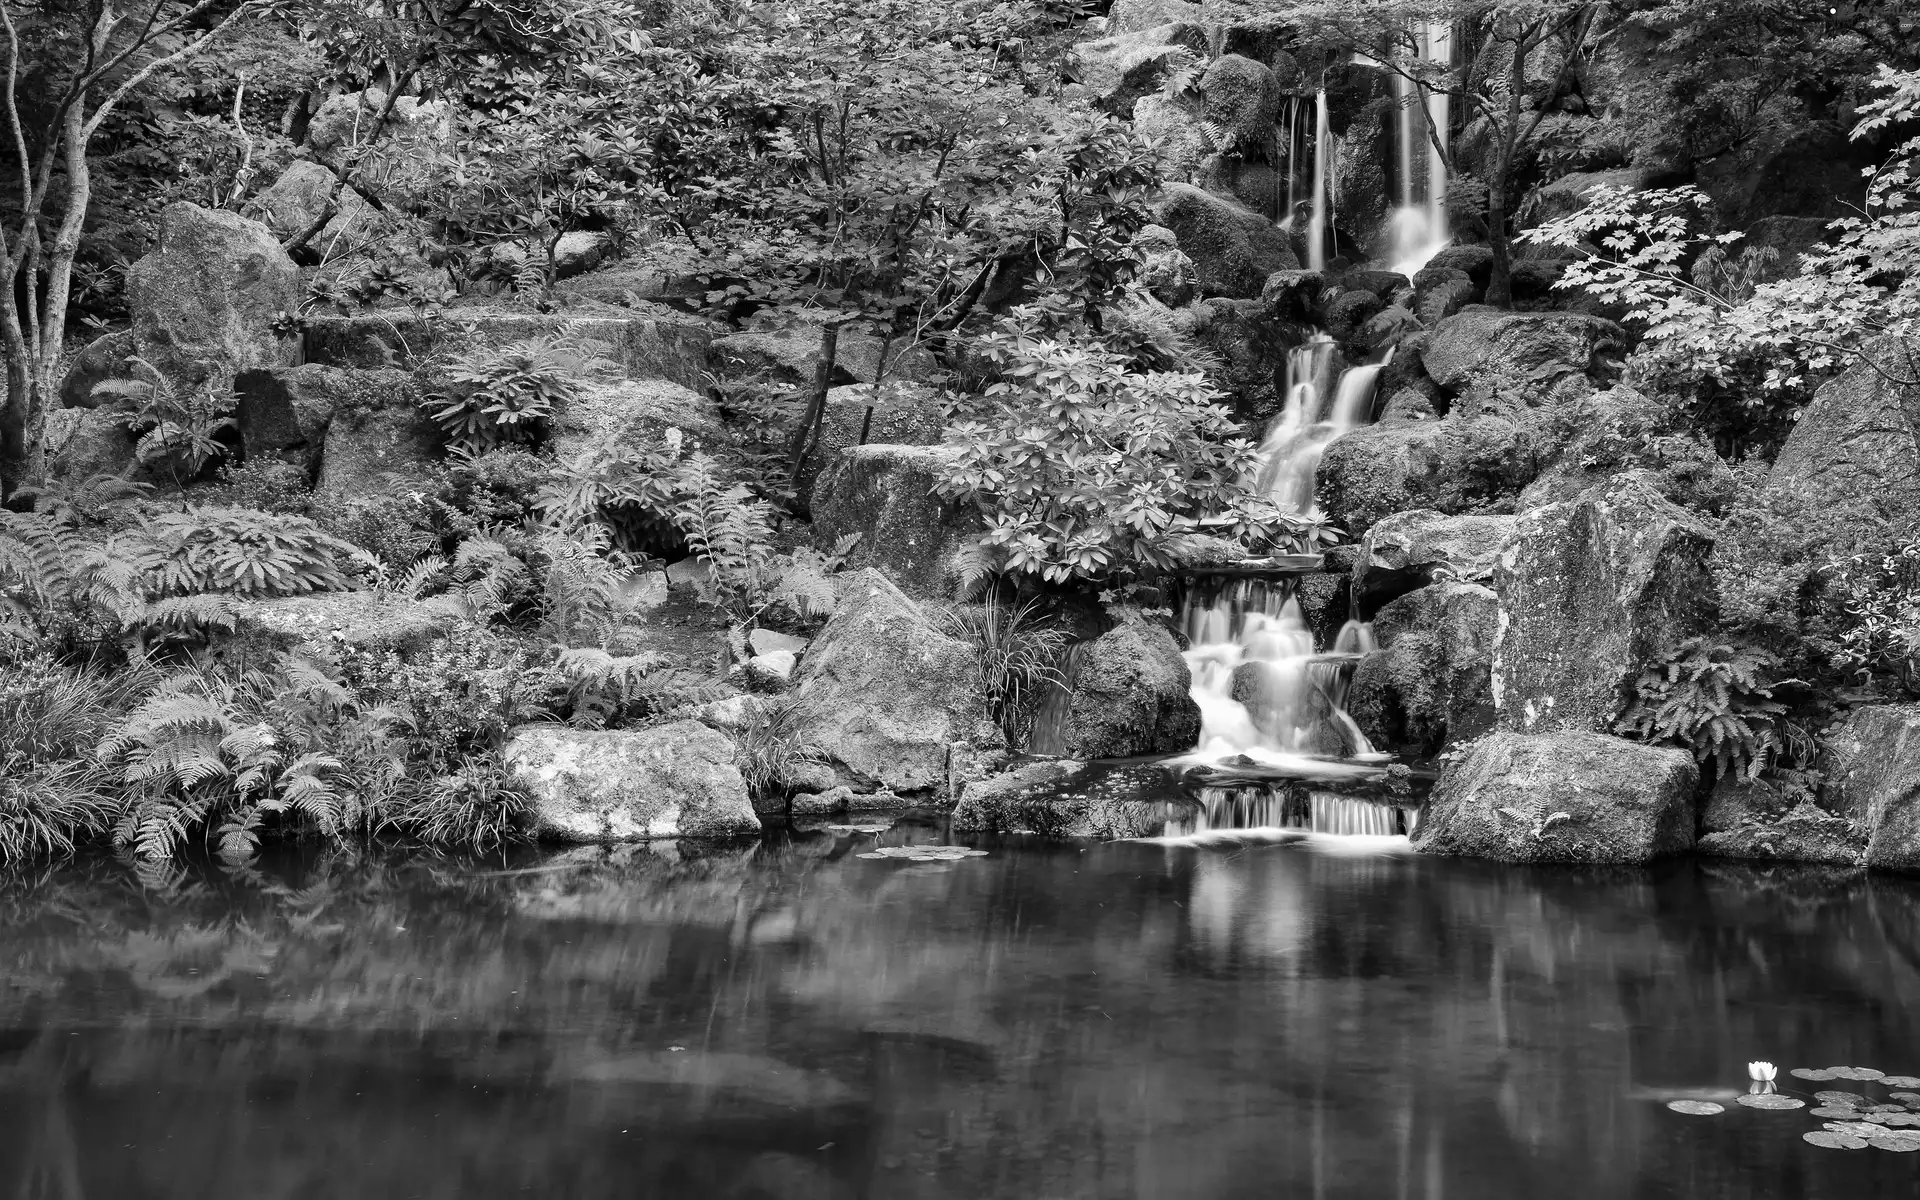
[1749,1061,1777,1082]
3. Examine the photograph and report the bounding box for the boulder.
[1412,730,1697,863]
[951,760,1182,838]
[1050,621,1200,758]
[55,330,137,410]
[1199,155,1285,219]
[1425,245,1493,290]
[1133,96,1210,179]
[123,202,301,401]
[43,407,138,481]
[1188,297,1293,421]
[793,569,995,794]
[1132,224,1201,307]
[1317,415,1536,537]
[1323,289,1382,353]
[1065,23,1212,117]
[1519,384,1733,512]
[1421,305,1623,408]
[1491,473,1715,734]
[1348,582,1498,756]
[1261,270,1324,324]
[240,159,385,249]
[1108,0,1203,32]
[1332,97,1395,257]
[550,378,728,459]
[552,231,614,279]
[234,365,401,476]
[1198,55,1280,157]
[305,88,449,162]
[1822,705,1920,871]
[1695,773,1863,866]
[302,309,715,392]
[1351,510,1517,614]
[504,721,760,842]
[809,445,981,598]
[1712,340,1920,643]
[215,591,462,663]
[313,371,436,496]
[1413,268,1475,326]
[1155,183,1300,299]
[1529,167,1645,224]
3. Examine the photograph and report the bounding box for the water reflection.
[0,838,1916,1198]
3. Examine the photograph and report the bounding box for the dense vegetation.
[2,0,1918,864]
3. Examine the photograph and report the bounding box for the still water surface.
[1,818,1917,1199]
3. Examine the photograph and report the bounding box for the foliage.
[936,325,1275,584]
[938,598,1067,748]
[90,357,238,483]
[124,505,363,598]
[0,657,133,862]
[1616,637,1793,781]
[384,757,532,853]
[733,694,826,804]
[424,333,616,455]
[670,454,779,622]
[1820,540,1920,697]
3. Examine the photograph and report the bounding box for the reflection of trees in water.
[0,844,1919,1196]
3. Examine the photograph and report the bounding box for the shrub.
[0,657,131,862]
[126,506,365,597]
[1615,637,1793,781]
[936,327,1275,584]
[200,460,314,516]
[91,357,237,484]
[1820,540,1920,696]
[385,756,533,853]
[424,333,617,456]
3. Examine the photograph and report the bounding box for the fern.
[424,333,618,455]
[671,453,778,621]
[1616,638,1795,781]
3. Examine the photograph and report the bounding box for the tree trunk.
[1484,33,1527,309]
[787,323,841,489]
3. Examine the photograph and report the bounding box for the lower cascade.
[1180,338,1387,770]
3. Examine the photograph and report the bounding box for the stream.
[1,828,1916,1198]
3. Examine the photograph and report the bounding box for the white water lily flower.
[1750,1061,1778,1082]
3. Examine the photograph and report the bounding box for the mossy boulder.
[1491,473,1715,735]
[809,445,981,597]
[1065,23,1212,118]
[312,371,436,496]
[1351,509,1517,613]
[1822,705,1920,871]
[1198,54,1281,157]
[1049,621,1200,758]
[1413,730,1697,863]
[1348,582,1498,757]
[505,721,759,842]
[1154,183,1301,299]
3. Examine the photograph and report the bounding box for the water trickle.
[1388,21,1454,278]
[1306,88,1331,271]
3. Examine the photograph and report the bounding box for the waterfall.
[1307,88,1330,272]
[1161,788,1410,838]
[1389,21,1453,278]
[1179,344,1388,766]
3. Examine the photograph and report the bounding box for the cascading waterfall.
[1389,21,1454,277]
[1179,339,1389,767]
[1306,88,1332,271]
[1162,787,1410,838]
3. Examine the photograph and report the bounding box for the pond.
[1,810,1917,1199]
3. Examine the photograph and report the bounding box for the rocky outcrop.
[1492,473,1715,735]
[1531,167,1646,223]
[951,759,1184,838]
[1199,155,1284,219]
[1154,183,1300,299]
[793,569,994,794]
[1351,510,1517,613]
[711,322,935,393]
[1421,305,1623,409]
[1713,340,1920,644]
[1519,384,1733,512]
[1317,416,1536,537]
[123,202,301,400]
[1349,582,1498,756]
[1413,731,1697,863]
[43,408,138,480]
[1132,224,1200,306]
[1823,705,1920,871]
[1066,23,1211,117]
[1049,621,1200,758]
[1198,55,1280,156]
[809,445,981,597]
[1696,773,1864,867]
[312,371,435,496]
[1187,297,1295,420]
[55,330,137,410]
[505,722,759,841]
[305,88,448,162]
[234,365,407,477]
[214,591,462,664]
[241,159,386,247]
[549,378,727,458]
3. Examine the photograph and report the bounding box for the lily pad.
[856,846,989,861]
[1832,1067,1887,1081]
[1814,1091,1864,1105]
[1666,1100,1725,1115]
[1736,1094,1805,1110]
[1825,1122,1882,1136]
[1804,1131,1870,1149]
[1869,1134,1920,1152]
[1812,1106,1867,1119]
[1880,1113,1920,1127]
[1792,1068,1837,1081]
[1882,1076,1920,1088]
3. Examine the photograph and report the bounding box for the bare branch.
[83,1,263,139]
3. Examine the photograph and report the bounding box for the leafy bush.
[126,506,364,598]
[936,327,1274,584]
[200,460,314,515]
[1616,638,1794,781]
[1820,540,1920,696]
[938,599,1066,748]
[424,334,616,456]
[91,357,237,484]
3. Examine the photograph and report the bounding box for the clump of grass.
[0,655,140,863]
[937,598,1067,748]
[734,695,825,805]
[0,762,118,861]
[388,757,534,853]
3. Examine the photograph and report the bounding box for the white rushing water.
[1388,21,1453,278]
[1180,339,1389,767]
